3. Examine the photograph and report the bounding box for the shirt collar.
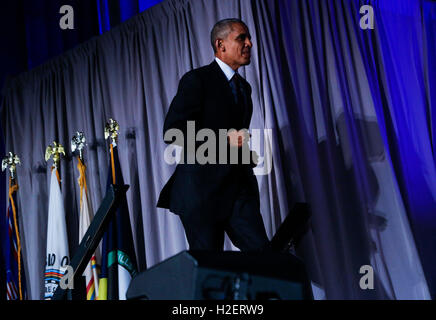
[215,57,236,81]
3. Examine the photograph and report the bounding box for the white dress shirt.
[215,57,236,81]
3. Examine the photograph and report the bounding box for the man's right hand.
[227,129,250,147]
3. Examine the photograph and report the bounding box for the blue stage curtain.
[365,0,436,298]
[1,0,434,299]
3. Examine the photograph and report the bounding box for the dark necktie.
[229,73,246,128]
[230,73,245,106]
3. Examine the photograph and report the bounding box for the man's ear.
[215,39,224,52]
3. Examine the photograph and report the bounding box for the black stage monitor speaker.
[126,251,313,300]
[270,202,311,252]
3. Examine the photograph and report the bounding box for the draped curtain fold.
[1,0,434,299]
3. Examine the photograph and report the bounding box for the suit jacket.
[157,60,260,219]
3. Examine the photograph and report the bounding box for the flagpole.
[72,131,101,300]
[72,131,87,206]
[2,152,24,300]
[45,142,65,185]
[9,179,22,300]
[105,118,119,185]
[100,118,138,300]
[44,141,68,300]
[99,118,121,300]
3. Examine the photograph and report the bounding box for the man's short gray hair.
[210,18,248,53]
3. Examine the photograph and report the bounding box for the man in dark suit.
[157,18,269,252]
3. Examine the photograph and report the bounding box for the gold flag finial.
[2,152,21,180]
[45,141,65,169]
[104,118,120,147]
[71,131,86,161]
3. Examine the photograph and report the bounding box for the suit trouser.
[179,173,270,251]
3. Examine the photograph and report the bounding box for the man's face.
[219,23,252,70]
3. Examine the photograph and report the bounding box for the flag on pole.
[98,144,137,300]
[44,168,70,299]
[3,178,26,300]
[77,158,100,300]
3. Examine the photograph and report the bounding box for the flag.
[3,178,26,300]
[77,158,100,300]
[44,168,69,299]
[98,144,137,300]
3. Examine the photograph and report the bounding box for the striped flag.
[98,144,137,300]
[77,158,100,300]
[3,178,26,300]
[44,168,70,299]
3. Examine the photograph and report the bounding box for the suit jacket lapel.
[208,61,237,108]
[208,60,253,129]
[241,79,253,129]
